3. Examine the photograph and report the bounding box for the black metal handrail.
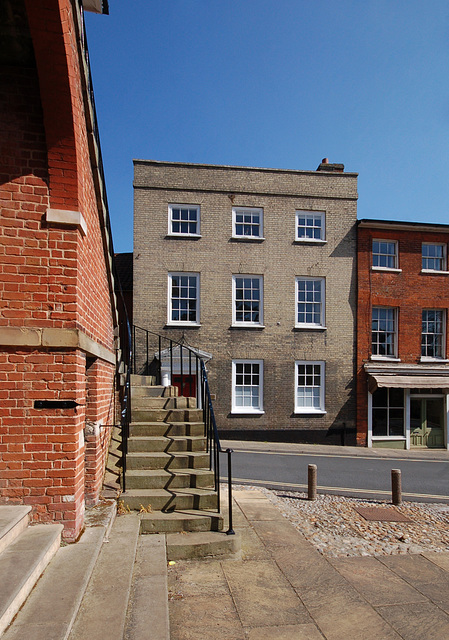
[130,325,234,534]
[112,264,132,493]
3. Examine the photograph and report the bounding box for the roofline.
[83,0,109,15]
[358,219,449,233]
[133,159,358,178]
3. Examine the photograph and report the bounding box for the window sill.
[420,357,449,363]
[166,233,202,239]
[230,324,265,330]
[231,410,265,415]
[231,236,265,242]
[372,436,406,441]
[421,269,449,275]
[294,239,327,245]
[294,410,327,415]
[165,323,201,328]
[371,267,402,273]
[370,356,401,362]
[294,325,327,331]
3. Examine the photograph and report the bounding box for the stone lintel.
[45,208,88,236]
[0,327,115,365]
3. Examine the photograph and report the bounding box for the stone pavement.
[168,489,449,640]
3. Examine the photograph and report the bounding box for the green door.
[410,397,444,448]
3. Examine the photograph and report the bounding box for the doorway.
[410,396,444,448]
[172,374,197,399]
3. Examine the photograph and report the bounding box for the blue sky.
[85,1,449,254]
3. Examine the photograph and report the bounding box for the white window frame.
[422,243,447,272]
[372,239,399,270]
[295,277,325,329]
[421,309,446,361]
[295,361,325,414]
[232,275,264,327]
[167,272,200,326]
[168,204,201,237]
[232,360,264,414]
[295,210,325,242]
[371,306,398,360]
[232,207,264,240]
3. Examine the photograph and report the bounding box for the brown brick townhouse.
[133,159,358,444]
[357,220,449,450]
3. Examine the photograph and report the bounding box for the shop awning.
[368,374,449,394]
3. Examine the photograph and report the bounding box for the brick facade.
[0,0,116,540]
[357,220,449,450]
[133,160,358,444]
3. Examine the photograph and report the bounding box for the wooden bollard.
[308,464,317,501]
[391,469,402,505]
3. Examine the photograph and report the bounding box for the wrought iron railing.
[130,325,234,534]
[113,263,132,494]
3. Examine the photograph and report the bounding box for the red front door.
[172,374,197,399]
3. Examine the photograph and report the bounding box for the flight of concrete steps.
[0,506,62,636]
[120,375,239,559]
[0,502,170,640]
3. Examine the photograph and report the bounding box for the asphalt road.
[219,442,449,502]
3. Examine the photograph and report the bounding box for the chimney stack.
[316,158,344,172]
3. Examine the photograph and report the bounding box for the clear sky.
[85,1,449,254]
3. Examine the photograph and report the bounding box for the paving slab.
[169,488,449,640]
[330,556,427,607]
[378,554,449,604]
[251,517,315,551]
[169,593,245,640]
[246,623,325,640]
[238,522,271,560]
[422,550,449,572]
[168,558,230,599]
[222,559,312,628]
[232,495,284,521]
[375,602,449,640]
[306,597,403,640]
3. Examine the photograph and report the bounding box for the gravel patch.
[236,485,449,558]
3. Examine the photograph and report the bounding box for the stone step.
[130,375,159,388]
[125,469,215,490]
[126,451,210,470]
[68,514,140,640]
[0,506,31,556]
[2,526,106,640]
[166,531,241,561]
[127,435,207,453]
[130,379,177,397]
[121,488,219,511]
[131,408,203,423]
[139,510,223,534]
[122,535,169,640]
[0,523,63,636]
[131,395,196,409]
[130,421,205,437]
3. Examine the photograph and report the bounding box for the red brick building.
[0,0,117,541]
[357,220,449,450]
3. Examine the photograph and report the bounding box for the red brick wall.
[357,226,449,445]
[84,359,115,505]
[0,1,115,541]
[0,348,86,540]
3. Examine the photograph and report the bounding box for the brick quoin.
[1,1,116,541]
